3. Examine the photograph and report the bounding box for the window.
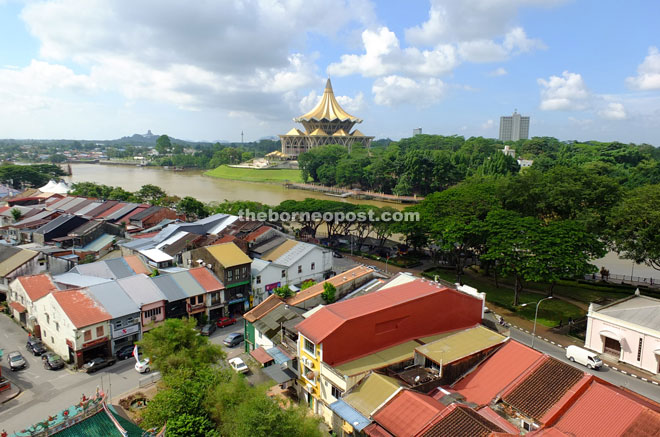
[234,268,239,278]
[242,266,247,277]
[637,338,643,361]
[84,330,92,341]
[298,265,302,274]
[256,275,261,284]
[227,270,233,282]
[311,262,315,270]
[45,313,50,324]
[281,270,286,278]
[303,337,316,355]
[43,329,47,338]
[331,385,343,400]
[145,307,162,319]
[115,320,123,329]
[425,357,441,373]
[303,365,315,383]
[50,336,54,344]
[55,322,59,332]
[96,326,104,337]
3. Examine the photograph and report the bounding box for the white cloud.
[626,46,660,90]
[299,90,365,114]
[327,27,458,78]
[458,27,545,62]
[538,71,590,111]
[598,102,627,120]
[372,75,445,107]
[488,67,508,76]
[481,119,495,129]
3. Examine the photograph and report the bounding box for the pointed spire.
[325,78,333,92]
[295,78,361,122]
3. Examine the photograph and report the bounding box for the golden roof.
[283,128,305,136]
[351,129,365,137]
[309,127,328,136]
[295,79,362,123]
[332,129,349,137]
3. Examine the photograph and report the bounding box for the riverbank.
[204,165,303,183]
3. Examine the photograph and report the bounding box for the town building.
[499,110,530,141]
[116,274,167,333]
[279,79,373,158]
[7,273,59,331]
[585,292,660,375]
[0,246,39,300]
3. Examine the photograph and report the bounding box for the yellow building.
[279,79,374,157]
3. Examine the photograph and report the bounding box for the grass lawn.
[204,165,303,183]
[423,268,585,328]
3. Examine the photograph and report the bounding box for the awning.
[263,365,297,384]
[250,347,275,365]
[9,301,27,313]
[266,346,293,365]
[328,400,371,432]
[600,330,621,341]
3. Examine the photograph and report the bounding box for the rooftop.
[244,294,284,323]
[295,78,362,123]
[419,404,505,437]
[205,242,252,268]
[287,265,374,306]
[0,247,39,277]
[343,372,403,417]
[86,282,140,318]
[116,274,166,307]
[17,274,58,302]
[188,266,224,291]
[53,289,112,328]
[415,325,507,365]
[593,295,660,332]
[372,389,445,437]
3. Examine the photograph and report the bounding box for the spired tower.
[280,78,373,158]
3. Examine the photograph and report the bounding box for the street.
[509,328,660,403]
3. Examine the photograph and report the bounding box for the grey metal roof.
[70,257,134,280]
[262,365,296,384]
[273,241,317,267]
[12,210,56,227]
[251,236,287,256]
[105,203,139,221]
[57,197,87,212]
[117,274,166,307]
[151,275,188,302]
[84,200,118,218]
[130,205,161,222]
[69,220,102,236]
[34,214,77,235]
[53,272,112,288]
[64,198,94,213]
[596,295,660,331]
[46,196,76,211]
[74,201,104,217]
[86,281,140,318]
[80,234,115,252]
[253,305,303,337]
[105,257,135,279]
[169,271,205,298]
[0,245,21,263]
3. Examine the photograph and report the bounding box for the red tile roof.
[117,206,148,224]
[9,301,27,313]
[373,390,446,437]
[553,381,660,437]
[364,423,394,437]
[453,340,544,406]
[18,274,58,302]
[123,255,151,275]
[501,357,587,423]
[476,407,520,435]
[419,404,505,437]
[244,294,283,323]
[131,231,160,239]
[244,225,273,242]
[52,289,111,328]
[188,267,225,292]
[96,202,127,218]
[0,206,9,214]
[250,347,274,364]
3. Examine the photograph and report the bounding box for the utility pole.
[241,131,244,145]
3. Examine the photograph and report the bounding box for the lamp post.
[385,256,390,274]
[522,296,553,349]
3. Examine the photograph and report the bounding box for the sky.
[0,0,659,144]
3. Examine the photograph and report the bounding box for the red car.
[216,316,237,328]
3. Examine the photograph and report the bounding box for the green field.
[204,165,303,183]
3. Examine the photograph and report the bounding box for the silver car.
[8,351,26,371]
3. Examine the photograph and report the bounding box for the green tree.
[321,282,336,303]
[607,184,660,270]
[10,208,22,222]
[156,135,172,155]
[300,280,315,290]
[177,196,209,219]
[273,285,293,299]
[136,184,167,204]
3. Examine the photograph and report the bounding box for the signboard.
[265,282,281,293]
[112,323,140,339]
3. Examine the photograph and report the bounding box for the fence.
[584,273,658,288]
[138,371,161,387]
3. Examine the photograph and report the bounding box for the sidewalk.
[0,380,21,404]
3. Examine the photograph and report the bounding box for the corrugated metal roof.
[169,270,205,297]
[265,346,292,365]
[262,364,297,384]
[138,248,173,263]
[53,272,112,288]
[129,205,161,222]
[46,196,75,211]
[86,281,140,318]
[205,242,252,267]
[253,304,302,336]
[17,274,58,301]
[329,400,372,431]
[244,294,284,323]
[250,347,274,364]
[344,373,402,417]
[79,234,115,252]
[596,295,660,332]
[151,275,188,302]
[372,390,445,437]
[415,326,507,365]
[262,239,298,262]
[105,257,136,279]
[117,274,166,307]
[105,203,139,221]
[287,265,374,306]
[188,267,224,292]
[336,341,419,377]
[0,248,39,276]
[453,340,544,406]
[73,201,104,217]
[53,289,112,328]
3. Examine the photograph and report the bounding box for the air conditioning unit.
[206,264,212,269]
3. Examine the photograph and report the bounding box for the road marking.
[544,338,549,342]
[641,378,648,382]
[652,381,659,385]
[621,371,627,375]
[631,374,637,378]
[550,341,555,345]
[612,367,618,371]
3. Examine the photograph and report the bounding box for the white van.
[566,345,603,370]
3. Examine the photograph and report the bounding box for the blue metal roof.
[80,233,115,252]
[266,346,291,365]
[328,400,371,431]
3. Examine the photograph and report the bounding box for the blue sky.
[0,0,658,144]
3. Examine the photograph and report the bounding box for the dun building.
[499,110,530,141]
[280,79,373,157]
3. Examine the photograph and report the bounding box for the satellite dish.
[414,375,420,383]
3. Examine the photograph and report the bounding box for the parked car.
[42,352,65,370]
[116,345,137,360]
[8,351,26,371]
[566,345,602,370]
[228,357,249,374]
[135,358,151,374]
[223,333,244,347]
[216,317,237,328]
[200,323,216,336]
[332,251,343,258]
[26,338,47,356]
[82,357,116,373]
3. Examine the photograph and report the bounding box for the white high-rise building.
[499,111,530,141]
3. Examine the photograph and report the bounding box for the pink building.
[585,293,660,375]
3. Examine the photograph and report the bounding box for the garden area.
[205,165,303,183]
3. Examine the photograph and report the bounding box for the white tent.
[39,180,70,194]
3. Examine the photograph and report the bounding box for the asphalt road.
[0,314,144,433]
[509,328,660,403]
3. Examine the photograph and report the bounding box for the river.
[64,163,401,209]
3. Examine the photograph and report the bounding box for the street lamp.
[385,256,390,274]
[520,296,553,349]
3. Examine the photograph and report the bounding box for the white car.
[135,358,151,373]
[228,357,249,374]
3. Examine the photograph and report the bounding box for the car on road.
[135,358,151,374]
[26,338,47,356]
[223,332,244,347]
[82,357,116,373]
[216,317,237,328]
[332,251,343,258]
[116,345,137,360]
[42,352,65,370]
[228,357,249,374]
[8,351,26,371]
[200,323,216,336]
[566,345,603,370]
